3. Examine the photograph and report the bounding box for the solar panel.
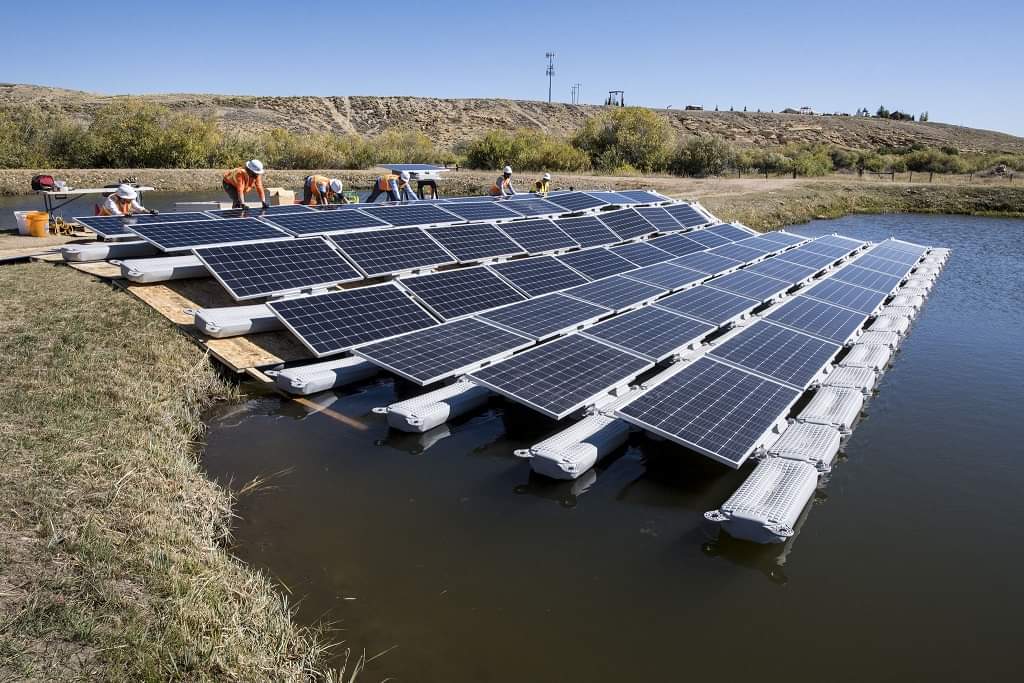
[635,207,683,232]
[498,219,578,253]
[353,317,532,385]
[646,233,705,257]
[399,267,526,320]
[617,190,665,204]
[269,284,438,357]
[207,204,313,218]
[441,201,524,222]
[425,224,525,262]
[581,306,714,361]
[617,356,800,467]
[622,262,705,290]
[555,248,636,280]
[868,245,925,265]
[193,238,361,301]
[587,191,635,204]
[815,235,864,249]
[706,270,791,301]
[684,229,732,248]
[469,334,651,419]
[803,279,886,314]
[757,231,806,247]
[708,242,770,263]
[851,254,913,277]
[126,218,291,252]
[669,251,743,275]
[487,257,589,296]
[664,203,710,228]
[563,275,665,311]
[733,236,788,254]
[553,216,620,247]
[310,202,375,210]
[877,239,926,253]
[764,297,868,344]
[744,258,820,283]
[800,241,858,259]
[831,265,904,293]
[598,209,658,240]
[774,248,839,270]
[75,212,214,238]
[611,241,675,266]
[261,209,390,235]
[655,286,758,325]
[706,224,756,242]
[330,228,456,276]
[475,293,609,339]
[547,191,606,212]
[360,203,458,227]
[499,196,564,217]
[710,322,841,388]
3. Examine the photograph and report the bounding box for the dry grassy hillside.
[3,83,1023,153]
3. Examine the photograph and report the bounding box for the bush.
[572,107,672,172]
[788,145,833,176]
[463,129,589,172]
[669,135,734,176]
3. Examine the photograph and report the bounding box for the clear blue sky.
[3,0,1021,136]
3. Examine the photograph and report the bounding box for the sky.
[2,0,1021,136]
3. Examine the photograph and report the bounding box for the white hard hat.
[116,184,138,200]
[503,165,513,175]
[245,159,265,175]
[543,172,551,181]
[399,170,411,181]
[330,178,343,193]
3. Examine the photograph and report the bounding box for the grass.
[0,262,339,681]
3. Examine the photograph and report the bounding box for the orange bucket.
[26,211,49,237]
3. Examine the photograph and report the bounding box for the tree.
[669,135,735,177]
[920,111,929,122]
[572,107,673,172]
[876,105,890,118]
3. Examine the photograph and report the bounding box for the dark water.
[202,214,1024,682]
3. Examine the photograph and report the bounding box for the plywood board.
[68,261,123,278]
[205,332,309,370]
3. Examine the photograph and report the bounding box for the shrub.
[463,129,589,172]
[669,135,734,176]
[572,107,672,172]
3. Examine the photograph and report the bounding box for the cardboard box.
[266,187,295,205]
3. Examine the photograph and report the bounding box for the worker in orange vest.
[302,175,345,205]
[490,166,517,197]
[99,184,157,216]
[366,170,418,203]
[222,159,268,209]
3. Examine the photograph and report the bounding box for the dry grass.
[0,263,335,681]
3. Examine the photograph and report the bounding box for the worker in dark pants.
[222,159,268,209]
[366,170,418,202]
[301,175,345,205]
[490,166,517,197]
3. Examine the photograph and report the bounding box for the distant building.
[798,106,816,115]
[685,105,703,111]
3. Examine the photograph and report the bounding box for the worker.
[366,170,419,202]
[490,165,517,197]
[302,175,345,206]
[99,184,157,216]
[532,172,552,196]
[222,159,268,210]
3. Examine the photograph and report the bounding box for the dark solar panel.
[553,216,620,247]
[499,197,565,217]
[441,201,524,222]
[611,241,675,267]
[269,284,438,357]
[635,207,683,232]
[488,257,590,296]
[75,212,214,238]
[475,293,609,340]
[647,233,706,257]
[706,270,792,301]
[669,251,743,275]
[706,224,756,241]
[499,219,579,254]
[622,262,705,290]
[773,247,840,270]
[744,258,820,283]
[617,356,800,467]
[330,228,456,276]
[709,321,841,388]
[707,242,770,263]
[655,286,758,325]
[830,265,904,293]
[399,267,526,320]
[803,279,887,314]
[563,275,665,311]
[664,203,710,228]
[598,208,658,240]
[587,191,636,205]
[764,297,868,344]
[852,254,913,278]
[354,318,533,385]
[555,248,636,280]
[206,204,313,218]
[617,190,665,204]
[733,236,788,254]
[127,218,290,252]
[685,229,732,248]
[193,238,361,300]
[425,223,525,262]
[547,191,607,212]
[582,307,714,362]
[360,203,459,227]
[469,334,651,419]
[262,209,389,235]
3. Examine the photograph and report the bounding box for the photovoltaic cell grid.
[330,228,456,276]
[774,247,841,270]
[744,257,820,283]
[710,321,841,388]
[708,242,771,263]
[617,190,666,204]
[548,192,607,212]
[831,265,904,293]
[623,262,705,290]
[587,191,636,205]
[582,306,714,362]
[655,286,758,325]
[555,248,636,280]
[647,233,705,257]
[261,209,389,235]
[735,235,790,254]
[800,241,858,259]
[670,252,743,275]
[664,203,711,228]
[706,224,756,242]
[611,241,675,267]
[193,238,361,301]
[851,254,913,278]
[399,267,526,320]
[764,297,868,344]
[758,231,807,247]
[75,212,214,238]
[126,218,290,252]
[617,356,800,467]
[476,293,609,339]
[469,334,651,419]
[803,279,887,314]
[553,216,620,247]
[206,204,313,218]
[563,275,665,311]
[354,317,533,385]
[360,203,459,227]
[498,219,578,254]
[488,257,590,296]
[635,207,683,232]
[425,224,525,262]
[867,245,925,265]
[499,197,565,217]
[269,284,438,357]
[441,202,524,222]
[598,209,657,240]
[707,270,792,301]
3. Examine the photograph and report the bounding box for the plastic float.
[765,422,842,472]
[269,356,380,396]
[119,255,209,283]
[61,241,159,262]
[192,304,284,338]
[797,386,864,432]
[380,380,491,433]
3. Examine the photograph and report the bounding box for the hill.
[3,83,1023,154]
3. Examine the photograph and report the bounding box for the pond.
[202,213,1024,682]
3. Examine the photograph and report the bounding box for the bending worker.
[367,170,419,202]
[100,184,157,216]
[223,159,268,209]
[532,172,552,196]
[302,175,345,206]
[490,165,517,197]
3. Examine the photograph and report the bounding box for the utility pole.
[545,52,555,103]
[571,83,582,104]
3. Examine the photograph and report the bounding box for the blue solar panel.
[441,202,524,222]
[830,265,904,293]
[563,275,665,311]
[706,224,755,241]
[360,203,459,227]
[685,229,732,248]
[488,257,590,296]
[582,306,714,362]
[398,267,526,320]
[867,246,924,265]
[669,251,743,275]
[655,286,758,325]
[499,219,579,254]
[617,190,665,204]
[664,203,710,228]
[710,321,841,388]
[499,197,565,217]
[708,242,769,263]
[425,224,525,262]
[851,254,913,277]
[547,192,607,212]
[706,270,791,301]
[774,248,840,270]
[744,258,820,283]
[611,241,675,267]
[622,263,705,290]
[126,218,291,252]
[553,216,620,247]
[757,231,806,247]
[764,297,868,344]
[800,241,858,259]
[732,236,786,254]
[646,233,706,257]
[475,293,609,340]
[635,207,683,232]
[261,209,390,235]
[207,204,313,218]
[555,248,637,280]
[75,212,214,238]
[330,228,456,276]
[803,279,887,314]
[587,191,636,205]
[598,209,658,240]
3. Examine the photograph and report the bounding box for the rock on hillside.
[2,83,1022,154]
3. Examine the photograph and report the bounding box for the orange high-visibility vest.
[377,174,400,191]
[306,174,334,203]
[490,176,512,195]
[98,196,137,216]
[224,167,260,193]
